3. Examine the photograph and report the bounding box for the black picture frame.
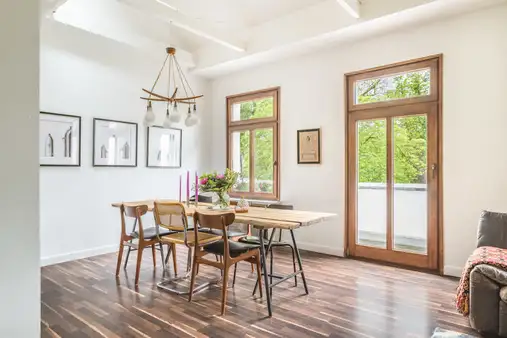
[92,118,138,167]
[146,126,182,168]
[39,111,82,167]
[297,128,321,164]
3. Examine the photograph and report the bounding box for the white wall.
[0,1,40,337]
[210,5,507,276]
[39,20,211,265]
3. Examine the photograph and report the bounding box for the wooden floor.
[41,247,478,338]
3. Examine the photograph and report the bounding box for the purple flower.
[216,174,225,179]
[200,178,208,185]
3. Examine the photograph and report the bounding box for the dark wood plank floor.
[41,247,477,338]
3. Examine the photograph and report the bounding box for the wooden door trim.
[344,54,443,273]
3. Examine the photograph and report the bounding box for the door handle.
[431,163,437,179]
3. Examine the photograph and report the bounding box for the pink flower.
[200,178,208,185]
[216,174,225,179]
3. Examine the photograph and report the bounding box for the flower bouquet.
[199,169,239,209]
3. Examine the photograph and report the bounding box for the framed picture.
[93,118,138,167]
[40,112,81,167]
[147,126,182,168]
[297,128,321,164]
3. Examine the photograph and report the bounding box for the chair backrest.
[193,211,235,250]
[153,201,188,232]
[120,204,149,239]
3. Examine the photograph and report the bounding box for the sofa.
[469,210,507,336]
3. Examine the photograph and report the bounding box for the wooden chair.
[189,210,263,315]
[115,204,174,286]
[153,201,222,295]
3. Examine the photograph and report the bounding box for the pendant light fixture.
[141,47,203,127]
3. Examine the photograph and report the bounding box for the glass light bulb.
[163,108,172,128]
[185,106,198,127]
[169,101,181,123]
[144,102,156,126]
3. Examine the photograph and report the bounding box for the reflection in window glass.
[231,130,250,192]
[355,68,430,105]
[231,97,274,122]
[254,128,274,194]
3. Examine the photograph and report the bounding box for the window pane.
[254,128,274,193]
[231,97,274,122]
[356,119,387,248]
[393,115,428,254]
[231,130,250,192]
[355,68,430,105]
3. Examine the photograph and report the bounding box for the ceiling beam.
[336,0,361,18]
[121,0,246,53]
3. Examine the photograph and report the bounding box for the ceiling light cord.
[149,53,170,101]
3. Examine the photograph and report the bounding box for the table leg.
[290,229,308,295]
[123,218,138,269]
[259,229,272,317]
[253,229,276,295]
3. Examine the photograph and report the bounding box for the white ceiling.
[162,0,328,30]
[42,0,507,77]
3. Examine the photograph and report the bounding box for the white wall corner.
[41,245,118,267]
[444,265,463,278]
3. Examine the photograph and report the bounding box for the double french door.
[346,56,442,270]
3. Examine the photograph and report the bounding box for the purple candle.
[195,172,199,203]
[186,170,190,203]
[179,175,182,202]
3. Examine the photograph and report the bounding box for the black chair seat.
[200,228,247,238]
[239,235,294,248]
[131,227,173,240]
[204,240,260,257]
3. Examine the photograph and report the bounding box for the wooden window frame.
[348,58,439,112]
[226,87,280,201]
[345,54,444,273]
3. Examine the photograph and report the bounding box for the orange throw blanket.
[457,246,507,315]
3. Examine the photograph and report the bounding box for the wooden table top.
[111,200,335,230]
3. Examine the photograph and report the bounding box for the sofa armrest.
[476,264,507,286]
[470,266,501,334]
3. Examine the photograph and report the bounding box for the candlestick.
[186,170,190,206]
[195,172,199,206]
[180,174,185,203]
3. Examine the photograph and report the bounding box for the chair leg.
[115,242,124,277]
[255,254,263,298]
[291,246,297,287]
[188,255,198,302]
[124,246,132,269]
[221,264,230,315]
[171,243,178,275]
[159,242,167,274]
[135,245,144,286]
[232,263,237,286]
[151,244,156,267]
[270,247,274,286]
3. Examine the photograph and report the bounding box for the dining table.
[111,199,336,316]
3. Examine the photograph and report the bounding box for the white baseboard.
[444,265,463,277]
[41,244,118,267]
[296,242,345,257]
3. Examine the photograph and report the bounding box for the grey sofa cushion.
[477,210,507,249]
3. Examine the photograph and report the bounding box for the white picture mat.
[39,113,80,166]
[93,120,137,166]
[147,127,182,167]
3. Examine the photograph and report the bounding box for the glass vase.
[214,191,230,209]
